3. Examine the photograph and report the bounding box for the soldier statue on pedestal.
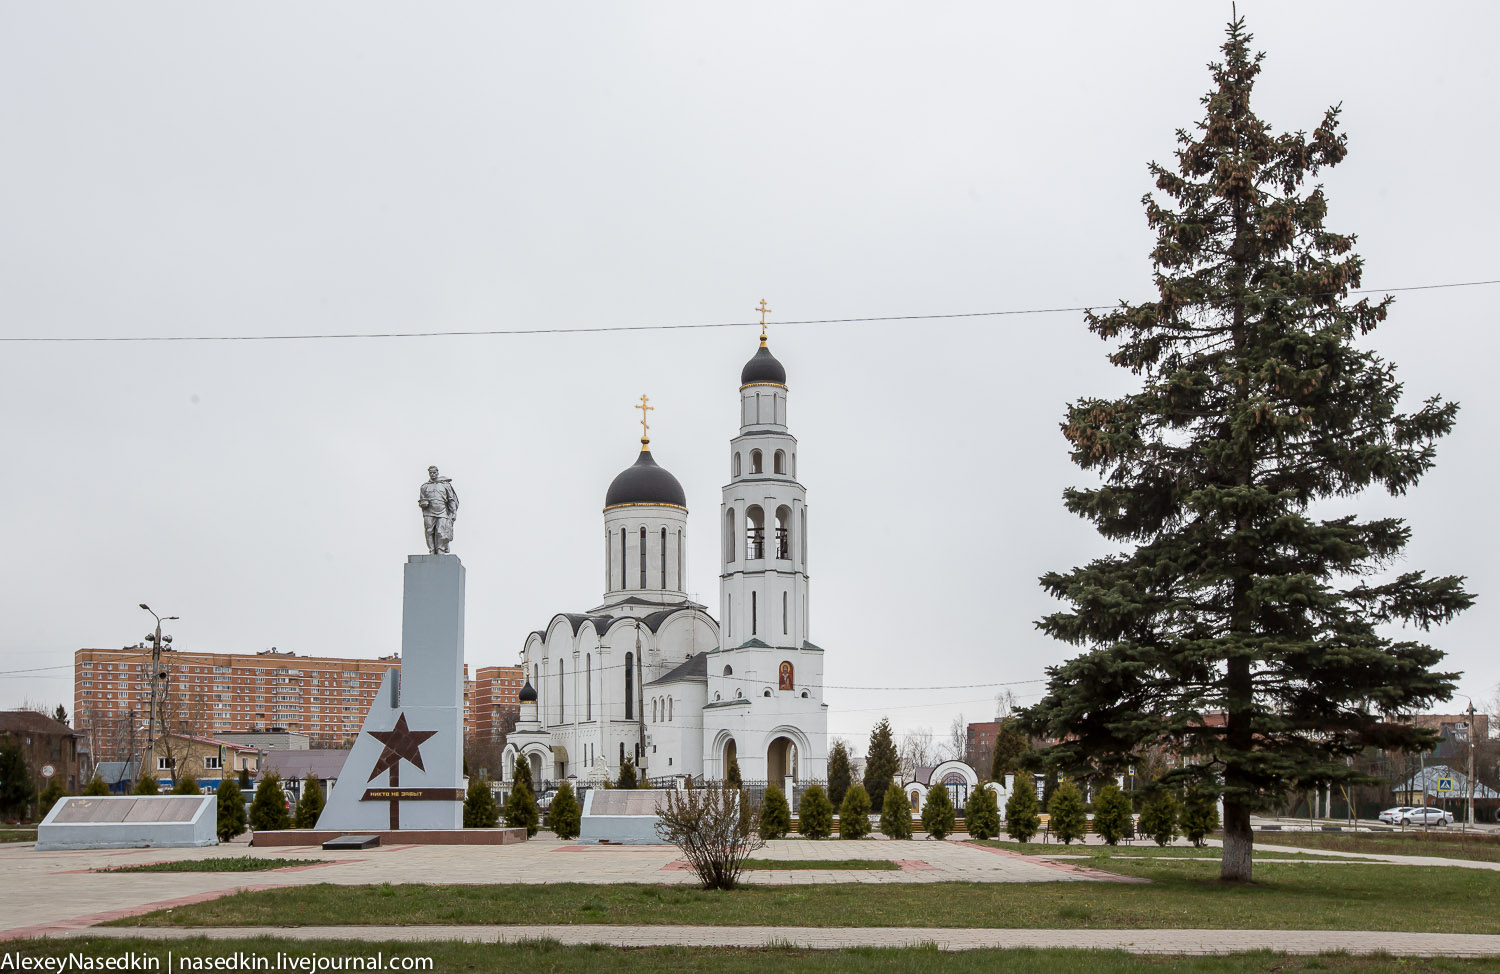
[418,466,459,554]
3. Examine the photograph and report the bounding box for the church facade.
[501,332,828,788]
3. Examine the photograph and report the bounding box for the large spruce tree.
[1024,18,1470,883]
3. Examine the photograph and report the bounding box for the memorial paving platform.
[251,828,527,847]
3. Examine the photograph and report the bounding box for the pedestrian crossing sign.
[1437,776,1456,793]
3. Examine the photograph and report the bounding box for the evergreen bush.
[826,741,852,808]
[38,778,67,818]
[797,784,833,839]
[132,770,159,796]
[248,773,291,832]
[725,753,742,787]
[1181,787,1220,847]
[1139,789,1181,846]
[0,740,35,819]
[549,781,581,840]
[965,784,1000,840]
[215,777,247,841]
[616,758,639,790]
[861,720,900,805]
[464,776,499,828]
[172,772,200,796]
[293,775,325,828]
[879,782,911,839]
[1046,780,1087,844]
[503,776,541,837]
[83,774,110,796]
[759,784,791,840]
[1093,784,1133,846]
[921,783,956,840]
[838,783,871,839]
[1005,780,1040,843]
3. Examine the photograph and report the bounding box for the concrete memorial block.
[36,795,217,850]
[579,788,675,845]
[316,554,466,832]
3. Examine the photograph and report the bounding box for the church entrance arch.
[527,751,544,784]
[722,738,738,781]
[767,735,799,784]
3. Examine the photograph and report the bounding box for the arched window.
[652,698,658,723]
[556,659,565,725]
[725,508,737,564]
[782,592,788,635]
[791,453,796,479]
[639,527,647,588]
[660,528,668,589]
[733,453,741,477]
[677,531,683,583]
[585,654,592,720]
[751,591,758,635]
[774,450,785,475]
[746,506,765,559]
[775,505,791,559]
[624,651,634,720]
[668,697,673,721]
[750,449,763,474]
[800,509,807,565]
[619,528,627,590]
[723,665,733,677]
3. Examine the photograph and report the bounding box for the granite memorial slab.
[36,795,217,850]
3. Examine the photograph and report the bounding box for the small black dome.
[604,445,688,510]
[518,679,537,703]
[740,342,787,386]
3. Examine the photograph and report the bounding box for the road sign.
[1437,776,1456,794]
[41,764,55,779]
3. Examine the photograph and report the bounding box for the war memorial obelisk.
[316,467,465,831]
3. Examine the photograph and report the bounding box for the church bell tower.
[720,305,809,649]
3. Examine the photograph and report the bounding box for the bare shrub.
[654,783,763,890]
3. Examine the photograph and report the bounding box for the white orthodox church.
[501,329,828,789]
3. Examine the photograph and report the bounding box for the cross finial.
[755,298,772,346]
[637,394,654,447]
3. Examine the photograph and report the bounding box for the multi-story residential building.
[0,710,89,792]
[471,665,524,743]
[75,647,523,761]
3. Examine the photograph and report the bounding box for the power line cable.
[3,279,1495,343]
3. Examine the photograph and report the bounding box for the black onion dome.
[740,342,787,386]
[518,679,537,703]
[604,446,688,509]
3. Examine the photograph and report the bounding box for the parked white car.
[1378,806,1415,825]
[1399,806,1454,826]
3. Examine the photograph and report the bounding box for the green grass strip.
[740,859,900,871]
[100,856,322,873]
[113,861,1500,935]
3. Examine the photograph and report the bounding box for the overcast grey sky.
[3,2,1496,747]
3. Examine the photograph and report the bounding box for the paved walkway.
[45,924,1500,957]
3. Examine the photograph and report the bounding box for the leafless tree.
[655,783,763,890]
[995,689,1018,721]
[946,713,967,764]
[898,726,937,777]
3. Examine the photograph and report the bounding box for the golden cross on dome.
[637,394,654,440]
[755,298,772,345]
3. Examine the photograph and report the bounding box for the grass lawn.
[1256,830,1500,863]
[114,862,1500,934]
[16,938,1500,974]
[100,856,321,873]
[972,840,1356,860]
[741,859,900,871]
[0,828,37,843]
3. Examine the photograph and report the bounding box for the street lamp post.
[139,604,178,791]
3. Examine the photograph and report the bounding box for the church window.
[764,689,771,698]
[750,450,763,474]
[586,654,592,721]
[751,591,758,635]
[652,698,658,723]
[723,665,733,677]
[800,509,807,565]
[639,527,647,588]
[619,528,626,590]
[725,508,737,564]
[619,742,624,767]
[746,506,765,559]
[774,450,785,475]
[624,652,634,720]
[557,659,565,725]
[736,689,743,699]
[660,528,667,589]
[677,530,683,583]
[782,592,788,635]
[775,506,791,559]
[791,453,796,479]
[668,697,673,721]
[733,453,741,477]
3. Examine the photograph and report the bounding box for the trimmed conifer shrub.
[1005,779,1040,842]
[965,784,1000,840]
[725,753,742,787]
[759,784,791,840]
[1181,787,1220,847]
[248,773,291,832]
[503,776,540,837]
[826,741,852,809]
[838,783,871,839]
[1093,784,1133,846]
[464,776,499,828]
[1048,780,1087,845]
[83,774,110,797]
[132,770,160,795]
[293,775,325,828]
[38,777,67,819]
[879,782,911,839]
[616,758,639,790]
[921,783,956,840]
[549,781,581,840]
[861,720,900,805]
[215,777,247,841]
[1140,789,1181,846]
[171,772,200,796]
[797,784,833,839]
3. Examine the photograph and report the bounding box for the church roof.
[741,342,787,387]
[518,679,537,703]
[646,652,708,686]
[604,445,687,511]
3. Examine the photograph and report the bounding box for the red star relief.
[366,713,437,782]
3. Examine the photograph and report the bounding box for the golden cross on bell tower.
[637,394,654,446]
[755,298,772,346]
